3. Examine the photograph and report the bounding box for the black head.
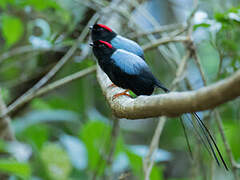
[90,24,117,42]
[90,40,116,59]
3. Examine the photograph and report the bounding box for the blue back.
[111,35,144,59]
[111,49,149,75]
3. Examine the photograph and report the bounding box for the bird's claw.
[108,83,117,88]
[112,90,131,100]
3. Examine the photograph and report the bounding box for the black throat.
[92,46,116,62]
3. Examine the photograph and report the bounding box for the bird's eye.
[96,27,103,31]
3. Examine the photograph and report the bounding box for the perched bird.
[90,40,168,99]
[90,40,228,170]
[90,24,144,59]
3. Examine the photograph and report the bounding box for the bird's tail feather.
[183,114,211,155]
[192,112,229,170]
[157,84,228,170]
[181,113,228,170]
[155,81,170,93]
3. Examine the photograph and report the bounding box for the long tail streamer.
[157,86,228,170]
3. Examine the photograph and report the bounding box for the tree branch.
[1,66,96,118]
[129,23,186,39]
[0,45,67,65]
[143,117,166,180]
[142,36,189,51]
[96,66,240,119]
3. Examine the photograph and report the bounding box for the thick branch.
[97,66,240,119]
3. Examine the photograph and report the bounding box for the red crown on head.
[97,24,112,32]
[99,40,113,48]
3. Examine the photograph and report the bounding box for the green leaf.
[0,65,20,81]
[125,150,143,179]
[214,12,228,22]
[0,0,15,9]
[0,159,31,179]
[0,88,10,103]
[80,121,111,174]
[41,143,72,180]
[19,124,49,150]
[0,0,7,9]
[27,0,60,10]
[193,23,211,30]
[31,98,53,110]
[1,14,24,47]
[150,166,163,180]
[217,121,240,160]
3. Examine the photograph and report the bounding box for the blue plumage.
[111,35,144,59]
[112,49,148,75]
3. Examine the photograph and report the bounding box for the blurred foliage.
[0,159,30,179]
[0,0,239,179]
[1,14,24,47]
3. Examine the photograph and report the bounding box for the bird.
[90,23,144,59]
[90,40,229,171]
[90,40,168,99]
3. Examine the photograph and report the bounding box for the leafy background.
[0,0,240,179]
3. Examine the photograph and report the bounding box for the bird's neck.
[105,31,117,41]
[93,48,115,62]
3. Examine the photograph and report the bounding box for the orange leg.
[108,83,117,88]
[112,89,132,100]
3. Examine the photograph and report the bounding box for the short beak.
[89,26,93,30]
[89,43,94,47]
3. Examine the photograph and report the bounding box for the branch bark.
[97,66,240,119]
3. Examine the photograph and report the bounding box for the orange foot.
[108,83,117,88]
[112,89,132,100]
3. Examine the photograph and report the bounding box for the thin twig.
[107,117,120,165]
[1,66,96,118]
[142,36,189,51]
[0,89,15,141]
[185,2,207,86]
[106,118,120,180]
[216,48,224,79]
[129,23,186,39]
[143,117,166,180]
[171,51,191,89]
[191,45,208,86]
[0,45,66,65]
